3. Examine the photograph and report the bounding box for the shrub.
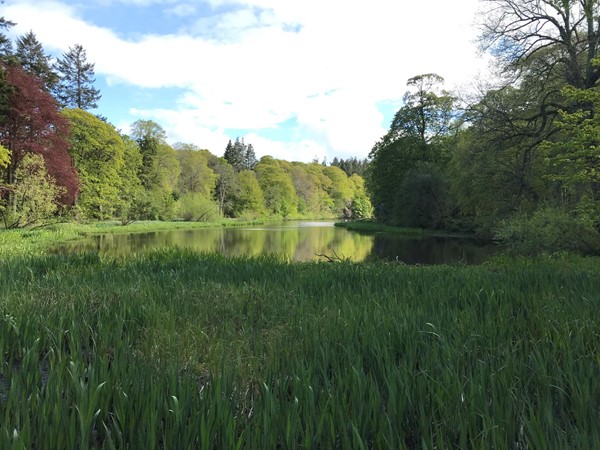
[494,206,600,255]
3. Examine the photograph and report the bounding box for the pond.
[52,221,499,264]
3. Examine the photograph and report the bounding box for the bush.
[494,206,600,256]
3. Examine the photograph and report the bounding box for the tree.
[130,119,167,189]
[210,159,237,216]
[541,85,600,228]
[175,144,218,197]
[224,137,246,171]
[130,119,167,143]
[367,74,455,225]
[480,0,600,90]
[323,165,354,215]
[232,170,265,217]
[244,143,257,170]
[0,64,78,205]
[1,153,64,228]
[54,44,101,110]
[0,10,15,59]
[14,31,57,91]
[118,135,144,221]
[62,108,127,219]
[0,144,9,169]
[255,156,298,217]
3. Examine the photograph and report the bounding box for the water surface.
[53,221,498,264]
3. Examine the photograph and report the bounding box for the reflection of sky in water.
[52,222,499,264]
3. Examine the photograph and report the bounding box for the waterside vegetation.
[1,248,599,448]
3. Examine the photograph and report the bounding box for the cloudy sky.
[3,0,490,162]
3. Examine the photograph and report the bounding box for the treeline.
[0,18,372,227]
[367,1,600,255]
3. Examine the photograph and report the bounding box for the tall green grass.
[1,249,599,448]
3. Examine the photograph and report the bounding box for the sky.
[3,0,491,162]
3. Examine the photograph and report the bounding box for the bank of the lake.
[0,219,265,258]
[1,240,599,448]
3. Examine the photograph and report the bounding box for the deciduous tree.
[62,108,126,219]
[0,64,78,205]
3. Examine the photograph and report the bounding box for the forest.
[1,0,600,256]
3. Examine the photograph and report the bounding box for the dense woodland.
[1,0,600,255]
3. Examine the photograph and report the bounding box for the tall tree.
[367,74,455,225]
[255,156,298,217]
[0,9,14,59]
[62,108,127,219]
[54,44,101,110]
[223,137,246,171]
[14,31,57,91]
[480,0,600,90]
[244,143,257,170]
[0,64,78,205]
[130,120,167,190]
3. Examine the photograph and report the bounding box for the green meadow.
[1,226,600,449]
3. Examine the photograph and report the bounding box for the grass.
[1,239,599,448]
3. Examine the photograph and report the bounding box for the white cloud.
[3,0,491,162]
[165,4,197,18]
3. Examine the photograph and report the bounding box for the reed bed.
[1,249,599,449]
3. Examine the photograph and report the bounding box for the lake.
[52,221,498,264]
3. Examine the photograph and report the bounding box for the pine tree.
[0,14,14,59]
[14,31,57,91]
[54,44,101,110]
[244,143,257,170]
[223,137,245,171]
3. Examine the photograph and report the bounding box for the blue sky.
[3,0,489,162]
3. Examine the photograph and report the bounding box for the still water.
[53,222,498,264]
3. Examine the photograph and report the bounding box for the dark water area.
[52,221,499,264]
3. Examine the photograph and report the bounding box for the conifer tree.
[244,143,257,170]
[0,13,14,59]
[54,44,101,110]
[14,31,57,91]
[223,137,246,171]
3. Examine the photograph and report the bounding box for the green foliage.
[368,74,455,225]
[175,147,218,197]
[232,170,265,218]
[494,206,600,256]
[131,188,177,221]
[348,174,373,219]
[178,192,221,221]
[1,153,64,228]
[1,248,600,447]
[62,109,127,219]
[541,85,600,228]
[255,157,298,218]
[0,143,9,169]
[394,162,453,229]
[350,194,373,219]
[117,135,144,222]
[323,165,354,213]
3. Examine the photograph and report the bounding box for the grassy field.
[1,226,600,448]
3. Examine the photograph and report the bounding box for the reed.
[1,249,599,448]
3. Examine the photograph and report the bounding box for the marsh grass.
[1,248,599,448]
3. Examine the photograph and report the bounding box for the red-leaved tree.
[0,63,78,204]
